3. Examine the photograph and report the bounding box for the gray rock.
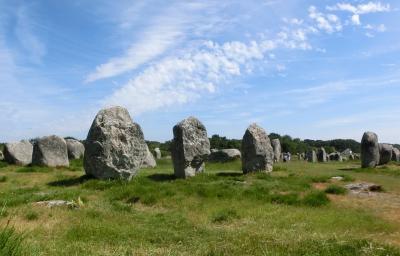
[4,140,33,165]
[32,135,69,167]
[361,132,380,168]
[331,176,344,181]
[0,150,3,161]
[306,150,317,163]
[171,117,210,178]
[345,183,382,194]
[66,139,85,160]
[329,152,343,162]
[154,147,162,159]
[241,123,274,173]
[392,147,400,162]
[142,145,157,168]
[208,148,241,162]
[84,106,147,180]
[271,139,281,162]
[35,200,74,208]
[317,147,327,162]
[378,143,393,165]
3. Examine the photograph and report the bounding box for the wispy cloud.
[85,2,226,83]
[14,4,46,64]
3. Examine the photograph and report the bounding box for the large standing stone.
[66,139,85,160]
[32,135,69,167]
[307,150,317,163]
[84,106,147,180]
[392,147,400,162]
[271,139,281,162]
[361,132,380,168]
[171,117,210,178]
[378,143,393,165]
[241,124,274,173]
[4,140,33,165]
[154,148,162,159]
[142,145,157,168]
[317,147,327,162]
[208,148,241,162]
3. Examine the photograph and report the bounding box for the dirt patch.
[313,183,328,190]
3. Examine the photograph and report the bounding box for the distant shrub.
[325,185,347,195]
[302,191,330,207]
[0,176,7,183]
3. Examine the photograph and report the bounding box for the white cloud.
[327,1,391,25]
[85,2,228,83]
[308,6,342,33]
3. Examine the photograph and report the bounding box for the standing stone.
[241,124,274,173]
[32,135,69,167]
[65,139,85,160]
[392,147,400,162]
[142,145,157,168]
[271,139,281,162]
[84,106,147,180]
[171,117,210,178]
[329,152,343,162]
[361,132,380,168]
[0,150,3,161]
[307,150,317,163]
[4,140,33,165]
[154,147,162,159]
[378,143,393,165]
[208,148,241,162]
[317,147,327,162]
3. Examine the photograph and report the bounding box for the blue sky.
[0,0,399,143]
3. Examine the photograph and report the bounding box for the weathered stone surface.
[283,152,291,162]
[0,150,3,161]
[241,124,274,173]
[379,143,393,165]
[66,139,85,160]
[154,147,162,159]
[392,147,400,162]
[361,132,380,168]
[345,183,382,194]
[306,150,317,163]
[4,140,33,165]
[329,152,343,162]
[271,139,281,162]
[142,145,157,168]
[32,135,69,167]
[208,148,241,162]
[84,106,147,180]
[317,147,327,162]
[171,117,210,178]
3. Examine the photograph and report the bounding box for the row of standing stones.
[1,106,398,180]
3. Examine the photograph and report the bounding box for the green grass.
[0,159,398,255]
[0,225,27,256]
[325,184,347,195]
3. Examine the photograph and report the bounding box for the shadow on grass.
[147,173,177,182]
[338,168,358,171]
[216,172,242,177]
[47,175,93,187]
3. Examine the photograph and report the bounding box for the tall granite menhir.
[361,131,380,168]
[84,106,147,180]
[271,139,281,162]
[379,143,393,165]
[171,117,210,178]
[241,124,274,173]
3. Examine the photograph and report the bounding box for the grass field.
[0,158,399,255]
